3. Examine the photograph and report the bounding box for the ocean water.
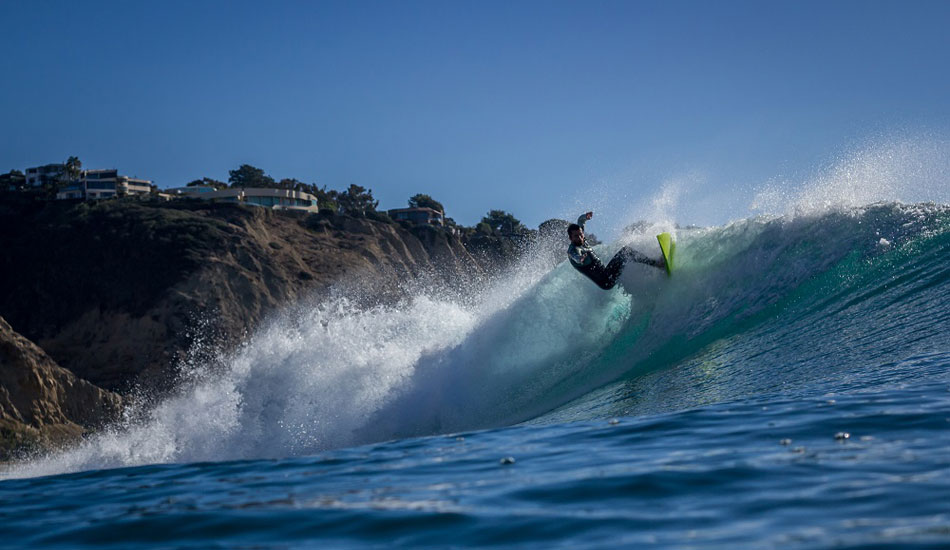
[2,165,949,547]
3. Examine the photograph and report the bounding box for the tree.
[336,184,378,216]
[273,179,339,210]
[228,164,275,188]
[64,156,82,184]
[408,193,444,213]
[480,210,526,235]
[310,185,338,211]
[277,178,305,191]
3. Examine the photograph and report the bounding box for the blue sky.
[2,0,948,233]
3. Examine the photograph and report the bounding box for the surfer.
[568,212,665,290]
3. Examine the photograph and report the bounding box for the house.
[165,186,320,211]
[164,185,218,196]
[25,164,65,187]
[55,169,153,200]
[387,207,444,226]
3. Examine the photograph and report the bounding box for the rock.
[0,200,494,393]
[0,316,123,460]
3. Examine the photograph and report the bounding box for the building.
[387,207,444,226]
[165,185,218,196]
[164,186,320,211]
[78,169,119,200]
[0,170,26,191]
[25,164,65,187]
[56,182,85,200]
[55,169,153,200]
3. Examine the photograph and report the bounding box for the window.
[247,196,277,207]
[87,181,116,190]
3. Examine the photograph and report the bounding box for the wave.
[6,197,946,481]
[5,134,950,479]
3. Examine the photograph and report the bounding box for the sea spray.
[5,137,949,480]
[8,200,948,480]
[751,136,950,216]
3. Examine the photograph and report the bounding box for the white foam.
[4,238,633,479]
[4,296,478,478]
[5,136,947,480]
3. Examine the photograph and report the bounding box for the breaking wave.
[5,137,949,480]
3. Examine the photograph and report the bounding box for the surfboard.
[656,233,675,276]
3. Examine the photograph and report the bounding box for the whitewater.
[2,139,949,549]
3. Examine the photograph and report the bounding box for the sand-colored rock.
[0,316,123,459]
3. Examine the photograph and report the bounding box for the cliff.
[0,199,488,395]
[0,316,123,460]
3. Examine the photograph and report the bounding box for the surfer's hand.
[585,212,593,220]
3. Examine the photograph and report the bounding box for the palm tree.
[64,156,82,183]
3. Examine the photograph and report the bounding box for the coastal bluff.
[0,198,511,455]
[0,316,123,460]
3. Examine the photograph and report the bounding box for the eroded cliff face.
[0,316,123,460]
[0,200,485,394]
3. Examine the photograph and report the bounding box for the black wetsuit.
[568,215,661,290]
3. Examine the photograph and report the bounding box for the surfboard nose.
[657,233,675,276]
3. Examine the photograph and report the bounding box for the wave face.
[546,201,950,422]
[7,197,946,480]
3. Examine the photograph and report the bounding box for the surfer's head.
[568,224,584,246]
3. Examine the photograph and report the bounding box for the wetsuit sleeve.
[576,214,588,229]
[568,244,587,265]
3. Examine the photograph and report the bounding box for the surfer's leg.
[601,249,632,288]
[618,247,665,270]
[595,277,616,290]
[590,266,616,290]
[605,249,629,274]
[610,247,663,268]
[576,261,615,289]
[596,248,665,290]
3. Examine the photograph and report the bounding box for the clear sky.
[2,0,949,234]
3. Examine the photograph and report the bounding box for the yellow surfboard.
[656,233,675,276]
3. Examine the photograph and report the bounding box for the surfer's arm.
[576,212,593,229]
